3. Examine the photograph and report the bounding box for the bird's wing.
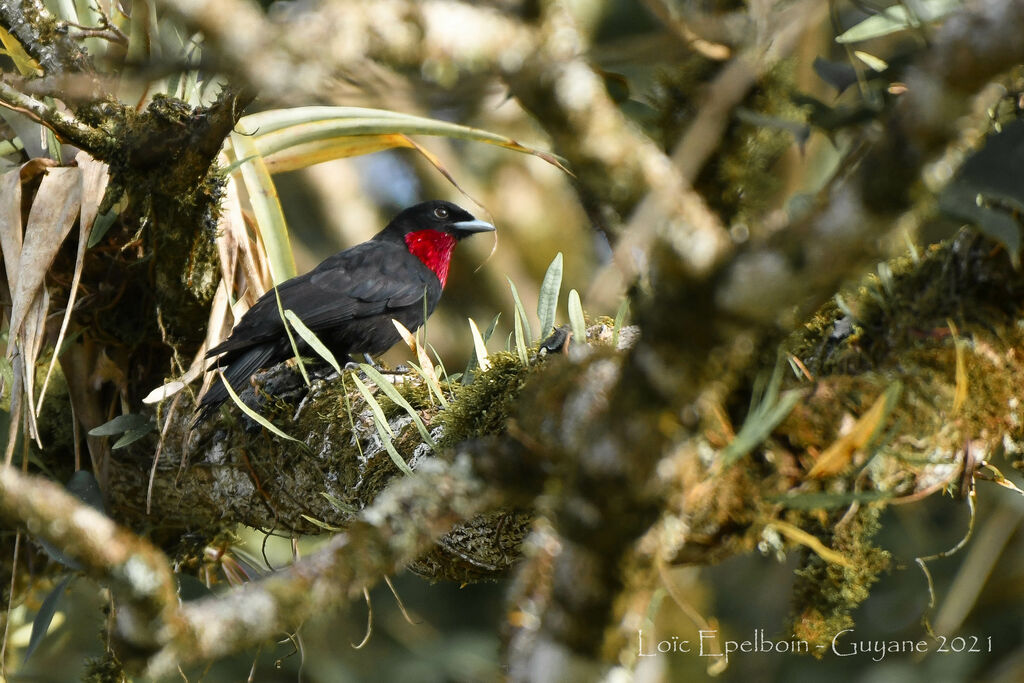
[209,242,438,355]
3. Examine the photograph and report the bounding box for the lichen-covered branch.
[0,466,183,653]
[145,454,493,677]
[0,0,94,75]
[0,80,111,153]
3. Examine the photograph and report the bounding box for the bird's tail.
[192,345,277,428]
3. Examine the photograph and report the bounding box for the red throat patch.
[404,229,457,287]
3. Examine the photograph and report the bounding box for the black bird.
[195,200,494,424]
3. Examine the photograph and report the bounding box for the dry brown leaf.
[0,168,24,295]
[807,388,893,479]
[8,166,81,343]
[36,154,110,415]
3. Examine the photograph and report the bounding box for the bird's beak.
[452,218,496,235]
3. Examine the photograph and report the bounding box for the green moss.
[648,60,803,227]
[789,506,891,651]
[82,650,126,682]
[438,352,535,447]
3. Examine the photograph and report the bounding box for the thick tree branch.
[145,455,493,677]
[0,466,183,652]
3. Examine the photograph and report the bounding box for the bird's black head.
[375,200,495,243]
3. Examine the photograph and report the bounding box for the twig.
[0,79,110,153]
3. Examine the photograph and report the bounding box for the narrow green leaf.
[718,357,807,468]
[340,373,363,458]
[285,309,342,374]
[425,342,456,401]
[24,574,73,662]
[463,312,500,386]
[86,208,119,248]
[836,0,959,44]
[567,289,586,346]
[274,289,309,386]
[112,427,153,450]
[218,371,306,446]
[300,514,345,532]
[401,358,446,405]
[239,106,570,174]
[507,278,533,346]
[359,363,436,451]
[351,374,415,476]
[483,312,501,342]
[320,491,358,515]
[408,360,449,406]
[88,413,150,437]
[612,298,629,348]
[468,318,491,371]
[351,375,393,437]
[513,306,529,365]
[537,252,563,341]
[231,132,297,283]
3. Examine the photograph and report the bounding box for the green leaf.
[720,360,805,468]
[359,363,436,451]
[351,374,415,476]
[836,0,961,44]
[612,298,629,348]
[285,309,342,374]
[567,289,586,346]
[300,514,345,532]
[86,208,119,248]
[218,371,306,446]
[468,318,490,372]
[231,132,297,283]
[513,306,529,365]
[463,312,500,385]
[112,428,152,450]
[238,106,570,175]
[320,491,358,515]
[275,290,309,386]
[507,277,533,346]
[537,252,563,342]
[88,413,151,437]
[24,574,73,662]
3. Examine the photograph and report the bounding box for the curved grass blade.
[240,106,570,173]
[274,290,308,386]
[507,277,533,346]
[218,370,306,447]
[351,374,414,476]
[359,363,436,451]
[513,306,529,365]
[285,309,342,374]
[230,132,296,284]
[468,318,491,372]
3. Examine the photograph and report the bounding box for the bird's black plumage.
[195,200,494,424]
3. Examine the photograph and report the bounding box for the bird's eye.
[433,207,449,219]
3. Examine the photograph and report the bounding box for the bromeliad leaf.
[238,106,570,174]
